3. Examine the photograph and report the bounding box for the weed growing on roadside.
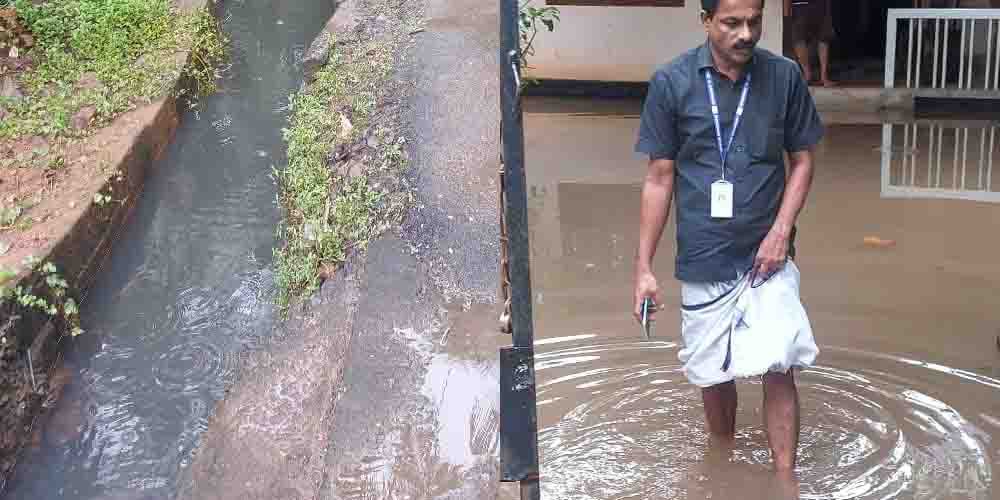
[180,8,227,97]
[275,17,409,310]
[0,256,83,338]
[2,142,62,169]
[0,198,34,231]
[93,192,112,206]
[0,205,21,228]
[0,0,226,140]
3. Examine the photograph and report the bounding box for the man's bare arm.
[633,158,675,320]
[637,159,675,272]
[754,149,815,276]
[774,149,815,238]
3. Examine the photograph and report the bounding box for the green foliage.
[180,8,226,97]
[0,256,84,339]
[93,192,112,206]
[275,39,385,308]
[0,199,34,231]
[275,19,410,310]
[1,142,63,169]
[0,0,226,139]
[16,0,172,69]
[0,204,21,228]
[518,1,559,76]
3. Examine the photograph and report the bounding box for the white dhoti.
[678,260,819,388]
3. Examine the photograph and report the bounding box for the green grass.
[0,0,225,139]
[275,21,410,309]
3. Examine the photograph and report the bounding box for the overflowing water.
[534,339,998,499]
[4,10,999,499]
[524,97,1000,499]
[5,0,334,498]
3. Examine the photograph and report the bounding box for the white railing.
[881,120,999,202]
[885,9,1000,92]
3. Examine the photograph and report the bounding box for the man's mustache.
[734,41,756,50]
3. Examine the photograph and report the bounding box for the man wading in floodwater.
[632,0,823,480]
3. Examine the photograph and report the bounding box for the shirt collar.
[696,41,715,70]
[697,40,757,80]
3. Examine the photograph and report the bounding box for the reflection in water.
[525,97,1000,499]
[882,121,998,202]
[535,340,996,500]
[5,0,334,499]
[331,308,503,500]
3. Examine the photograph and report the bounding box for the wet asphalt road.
[316,0,509,496]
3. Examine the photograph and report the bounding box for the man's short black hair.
[702,0,764,16]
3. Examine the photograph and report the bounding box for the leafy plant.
[47,154,65,169]
[275,40,388,308]
[518,1,559,78]
[93,192,112,206]
[0,204,21,228]
[180,8,227,97]
[6,143,61,169]
[0,0,226,139]
[275,8,415,310]
[0,199,33,230]
[0,256,83,338]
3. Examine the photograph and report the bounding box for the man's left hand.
[754,226,790,280]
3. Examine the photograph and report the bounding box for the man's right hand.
[633,269,661,324]
[634,157,674,326]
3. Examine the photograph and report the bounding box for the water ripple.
[536,339,997,500]
[151,342,227,395]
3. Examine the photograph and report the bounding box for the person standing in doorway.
[633,0,823,481]
[785,0,837,86]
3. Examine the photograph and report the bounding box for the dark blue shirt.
[635,41,824,283]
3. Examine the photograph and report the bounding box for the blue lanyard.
[704,69,751,181]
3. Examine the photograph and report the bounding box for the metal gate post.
[498,0,541,496]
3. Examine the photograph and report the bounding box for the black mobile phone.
[641,297,653,339]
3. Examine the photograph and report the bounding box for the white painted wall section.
[524,1,784,82]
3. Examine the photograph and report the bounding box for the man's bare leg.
[702,381,737,441]
[793,42,813,83]
[819,41,836,86]
[772,468,802,500]
[762,371,800,471]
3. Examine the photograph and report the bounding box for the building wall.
[523,1,784,83]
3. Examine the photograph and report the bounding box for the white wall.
[524,1,784,82]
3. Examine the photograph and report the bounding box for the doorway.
[782,1,977,87]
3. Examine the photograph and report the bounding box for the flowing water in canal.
[6,0,334,498]
[524,97,1000,500]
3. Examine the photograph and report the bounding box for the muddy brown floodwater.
[523,97,1000,500]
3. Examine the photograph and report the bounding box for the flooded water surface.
[5,0,334,498]
[524,97,1000,499]
[317,238,506,500]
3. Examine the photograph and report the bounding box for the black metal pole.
[499,0,541,497]
[500,0,533,354]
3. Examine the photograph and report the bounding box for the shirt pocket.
[750,123,785,166]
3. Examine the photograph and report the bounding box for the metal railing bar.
[960,19,968,90]
[908,19,916,89]
[962,127,970,190]
[936,126,945,188]
[916,19,924,89]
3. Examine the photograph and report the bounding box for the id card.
[711,180,733,219]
